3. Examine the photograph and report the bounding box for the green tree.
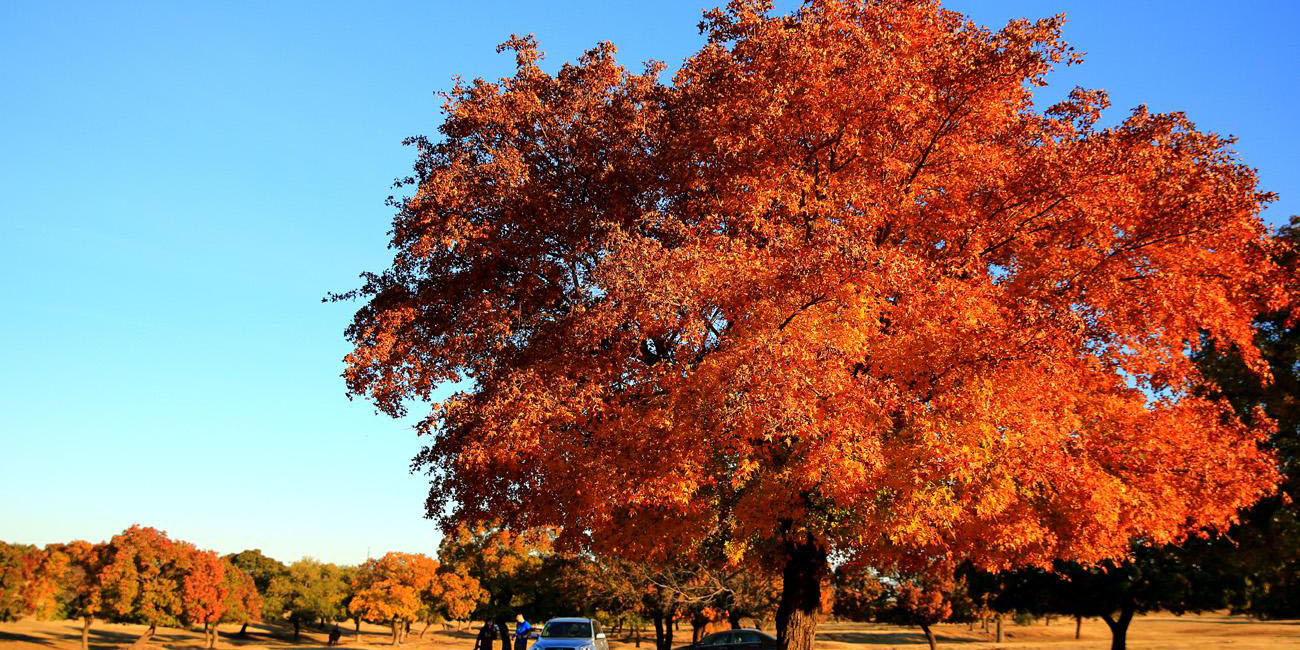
[1191,216,1300,617]
[265,558,348,641]
[218,562,262,641]
[225,549,286,634]
[967,541,1235,650]
[0,542,41,621]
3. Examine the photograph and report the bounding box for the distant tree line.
[0,523,783,650]
[0,526,260,650]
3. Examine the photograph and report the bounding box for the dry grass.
[1,613,1298,650]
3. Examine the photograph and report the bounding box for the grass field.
[2,614,1298,650]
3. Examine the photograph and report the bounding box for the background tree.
[967,541,1235,650]
[349,552,441,645]
[1192,216,1300,618]
[47,541,107,650]
[422,567,487,634]
[340,564,365,642]
[719,570,781,631]
[225,549,286,635]
[99,526,185,643]
[640,581,679,650]
[436,524,551,650]
[874,574,956,650]
[217,561,262,642]
[179,547,228,649]
[339,2,1296,650]
[831,568,884,623]
[0,542,64,622]
[265,558,348,641]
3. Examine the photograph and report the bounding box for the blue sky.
[1,1,1296,565]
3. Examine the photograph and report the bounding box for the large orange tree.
[339,2,1295,649]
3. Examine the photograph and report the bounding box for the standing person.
[514,614,533,650]
[472,621,497,650]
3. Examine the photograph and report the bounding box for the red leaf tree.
[180,547,229,649]
[100,526,186,644]
[339,1,1297,649]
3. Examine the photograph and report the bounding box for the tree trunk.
[728,610,742,630]
[774,537,828,650]
[135,623,157,645]
[238,622,248,637]
[994,617,1002,644]
[293,620,302,642]
[355,618,362,642]
[1075,616,1082,640]
[691,613,706,644]
[391,619,402,645]
[634,623,641,648]
[497,620,511,650]
[81,616,92,650]
[918,623,937,650]
[652,613,675,650]
[1101,608,1135,650]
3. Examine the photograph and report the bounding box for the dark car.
[687,629,778,650]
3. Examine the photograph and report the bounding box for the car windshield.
[543,622,593,639]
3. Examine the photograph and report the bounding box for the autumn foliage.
[339,0,1295,648]
[349,551,485,645]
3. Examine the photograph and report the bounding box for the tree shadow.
[817,631,984,645]
[0,629,59,647]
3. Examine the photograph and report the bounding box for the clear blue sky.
[1,1,1296,566]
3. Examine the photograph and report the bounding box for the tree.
[225,549,286,634]
[0,542,32,622]
[876,575,957,650]
[720,570,780,630]
[967,540,1236,650]
[266,558,348,641]
[180,547,228,649]
[99,526,186,643]
[349,552,442,645]
[338,2,1295,650]
[424,567,487,632]
[218,562,262,641]
[831,568,884,623]
[42,541,109,650]
[0,542,64,622]
[436,524,551,650]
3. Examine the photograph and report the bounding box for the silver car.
[530,618,610,650]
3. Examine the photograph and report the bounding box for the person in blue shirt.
[514,614,532,650]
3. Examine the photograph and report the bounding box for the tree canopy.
[341,1,1295,648]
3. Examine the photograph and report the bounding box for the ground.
[1,615,1298,650]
